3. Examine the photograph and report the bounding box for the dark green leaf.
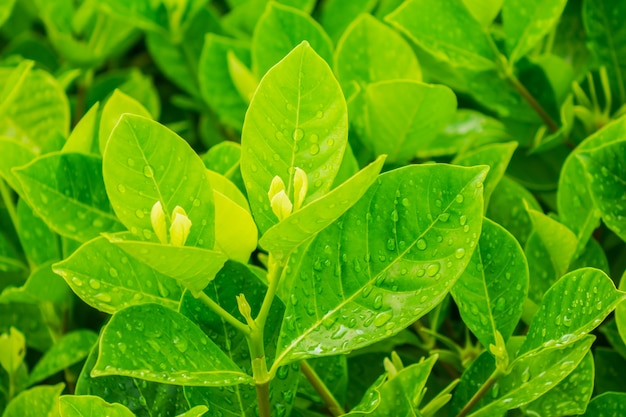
[580,392,626,417]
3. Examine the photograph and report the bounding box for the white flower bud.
[169,206,192,246]
[151,201,168,244]
[293,167,308,211]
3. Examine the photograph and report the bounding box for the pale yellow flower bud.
[270,189,292,221]
[293,167,308,211]
[151,201,168,244]
[169,206,192,246]
[268,175,286,201]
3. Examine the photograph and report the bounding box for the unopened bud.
[293,167,308,211]
[151,201,168,244]
[169,206,192,246]
[268,176,286,200]
[270,189,292,221]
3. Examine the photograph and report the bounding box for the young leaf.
[241,41,348,234]
[59,395,135,417]
[334,13,421,92]
[62,103,100,155]
[502,0,568,63]
[28,330,98,386]
[580,392,626,416]
[451,218,528,349]
[52,236,182,314]
[0,137,36,196]
[0,327,25,375]
[103,114,215,249]
[274,164,487,366]
[386,0,497,70]
[14,152,124,242]
[522,351,594,417]
[93,303,253,386]
[462,0,502,26]
[104,232,227,297]
[2,383,64,417]
[98,90,152,155]
[361,80,457,164]
[578,139,626,242]
[252,2,333,77]
[259,155,385,259]
[198,34,251,131]
[519,268,626,355]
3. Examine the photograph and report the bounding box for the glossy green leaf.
[59,395,136,417]
[28,330,98,385]
[53,236,182,313]
[617,272,626,348]
[578,140,626,242]
[176,406,208,417]
[0,67,69,153]
[104,232,227,297]
[583,0,626,104]
[0,262,69,305]
[0,137,36,195]
[334,13,421,92]
[198,34,251,131]
[581,392,626,416]
[259,155,385,259]
[241,41,348,234]
[453,142,517,209]
[462,0,502,26]
[360,80,457,163]
[451,218,528,348]
[386,0,497,70]
[181,261,299,417]
[520,268,626,355]
[522,351,594,416]
[93,303,252,386]
[487,176,542,246]
[318,0,377,43]
[98,90,152,155]
[557,117,626,253]
[0,0,15,28]
[76,345,188,417]
[15,198,60,266]
[502,0,568,63]
[103,114,215,249]
[62,103,100,155]
[274,164,487,366]
[252,2,333,77]
[14,152,123,242]
[2,383,63,417]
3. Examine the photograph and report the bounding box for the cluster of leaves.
[1,0,626,416]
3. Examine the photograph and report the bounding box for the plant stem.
[0,178,18,228]
[507,74,559,133]
[455,369,503,417]
[255,255,284,328]
[248,325,271,417]
[255,378,271,417]
[300,360,345,416]
[196,291,250,335]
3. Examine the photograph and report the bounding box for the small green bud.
[270,189,293,221]
[169,206,192,246]
[268,176,286,200]
[293,167,308,211]
[236,294,254,325]
[151,201,168,244]
[489,330,509,372]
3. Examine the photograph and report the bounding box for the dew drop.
[373,311,392,327]
[455,248,466,259]
[426,263,440,277]
[135,209,145,218]
[89,279,101,290]
[143,165,154,178]
[373,294,383,310]
[117,184,126,193]
[109,267,119,278]
[459,215,467,226]
[293,128,304,141]
[386,239,396,251]
[309,144,320,155]
[455,194,464,203]
[416,238,427,250]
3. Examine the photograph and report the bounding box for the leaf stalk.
[455,368,504,417]
[300,360,345,416]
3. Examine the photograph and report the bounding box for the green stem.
[300,360,345,416]
[455,369,504,417]
[255,255,284,328]
[196,292,250,335]
[73,69,93,126]
[0,178,18,228]
[255,378,271,417]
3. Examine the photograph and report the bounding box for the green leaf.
[14,152,123,242]
[360,80,457,164]
[486,175,542,246]
[15,199,60,267]
[104,232,227,297]
[617,272,626,348]
[0,262,69,305]
[461,0,502,26]
[520,268,626,355]
[274,164,487,366]
[93,303,253,386]
[334,13,421,92]
[98,90,152,155]
[252,2,333,77]
[28,330,97,385]
[0,327,25,375]
[0,0,15,28]
[318,0,377,43]
[451,218,528,349]
[0,137,36,196]
[259,156,385,259]
[53,236,182,313]
[386,0,497,70]
[557,117,626,253]
[453,142,517,209]
[76,345,188,417]
[580,392,626,416]
[59,395,136,417]
[2,383,64,417]
[502,0,568,63]
[578,140,626,242]
[0,302,53,351]
[583,0,626,104]
[198,34,251,131]
[103,114,215,249]
[594,348,626,394]
[0,67,69,153]
[62,103,100,155]
[522,351,594,416]
[241,41,348,234]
